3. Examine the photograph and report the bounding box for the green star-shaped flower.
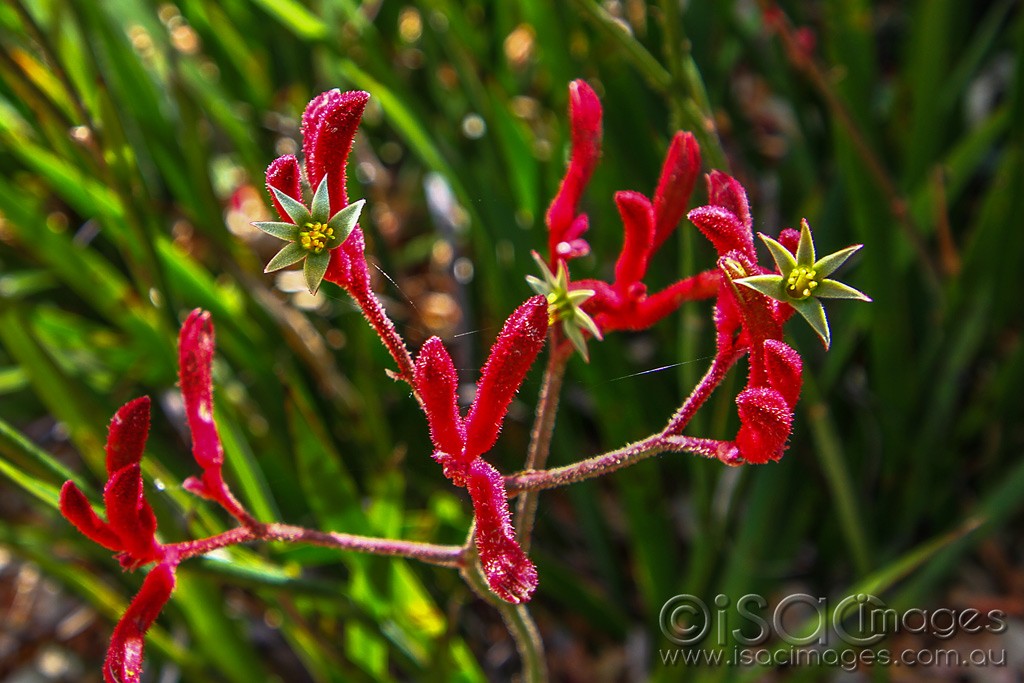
[252,176,364,295]
[526,252,603,361]
[736,219,870,349]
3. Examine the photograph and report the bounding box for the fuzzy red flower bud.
[466,459,538,603]
[735,387,793,464]
[763,339,803,408]
[103,562,176,683]
[546,79,602,264]
[463,296,549,459]
[265,154,302,222]
[652,132,701,251]
[302,89,369,215]
[105,397,151,475]
[414,337,465,457]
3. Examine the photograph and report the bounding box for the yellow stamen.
[786,267,819,300]
[299,222,334,253]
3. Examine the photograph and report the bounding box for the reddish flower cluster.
[414,296,549,602]
[59,310,246,683]
[543,80,812,464]
[544,79,719,334]
[687,174,805,463]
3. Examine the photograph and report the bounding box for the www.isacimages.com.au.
[658,646,1007,670]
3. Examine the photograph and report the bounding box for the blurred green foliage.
[0,0,1021,680]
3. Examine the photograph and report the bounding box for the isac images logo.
[658,593,1007,670]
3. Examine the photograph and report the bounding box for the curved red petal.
[612,191,655,289]
[59,481,123,551]
[463,296,548,459]
[653,132,701,251]
[103,464,159,563]
[466,459,537,603]
[689,205,756,261]
[546,79,602,263]
[706,170,753,235]
[265,154,302,221]
[178,309,223,471]
[303,89,369,215]
[105,397,151,476]
[414,337,465,456]
[103,563,175,683]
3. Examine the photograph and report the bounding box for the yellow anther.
[785,266,819,300]
[300,222,331,253]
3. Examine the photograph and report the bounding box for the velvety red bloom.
[413,296,549,602]
[464,296,549,459]
[546,79,602,264]
[688,173,806,463]
[103,563,175,683]
[60,397,162,569]
[264,90,417,380]
[60,310,259,683]
[543,81,714,335]
[59,396,178,683]
[179,310,251,524]
[264,89,371,293]
[735,387,793,464]
[466,459,538,603]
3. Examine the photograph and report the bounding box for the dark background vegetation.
[1,0,1022,680]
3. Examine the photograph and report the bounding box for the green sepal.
[816,279,872,301]
[758,233,797,275]
[789,297,831,349]
[304,250,331,294]
[265,242,308,273]
[252,221,300,241]
[270,187,312,226]
[326,199,365,247]
[813,244,863,279]
[795,219,816,266]
[562,319,590,362]
[309,176,331,223]
[735,274,786,301]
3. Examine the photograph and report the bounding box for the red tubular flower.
[540,81,712,339]
[413,296,549,603]
[261,89,417,381]
[687,173,806,463]
[735,387,793,464]
[653,132,703,251]
[546,79,602,264]
[263,88,371,293]
[464,296,549,460]
[59,398,177,683]
[302,89,368,215]
[103,562,176,683]
[60,397,162,568]
[414,336,465,458]
[466,459,538,603]
[179,310,252,524]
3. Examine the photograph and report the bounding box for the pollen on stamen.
[299,222,334,254]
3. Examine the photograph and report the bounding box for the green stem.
[514,341,571,552]
[459,535,547,683]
